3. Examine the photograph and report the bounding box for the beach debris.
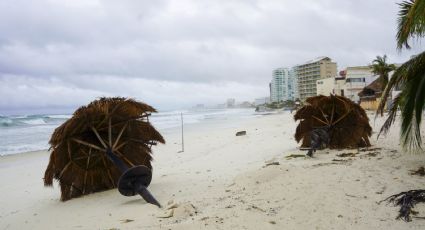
[247,205,266,212]
[263,161,280,167]
[410,166,425,176]
[44,97,165,206]
[337,152,357,157]
[120,219,134,223]
[294,95,372,155]
[235,131,247,136]
[157,202,197,219]
[285,154,305,159]
[157,209,174,218]
[381,189,425,221]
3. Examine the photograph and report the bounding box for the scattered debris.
[263,162,280,167]
[269,220,276,224]
[332,159,351,162]
[236,131,247,136]
[359,147,382,152]
[366,152,380,157]
[381,189,425,221]
[337,152,357,157]
[285,154,305,159]
[248,205,266,212]
[156,209,174,218]
[376,186,387,195]
[410,166,425,176]
[120,219,134,223]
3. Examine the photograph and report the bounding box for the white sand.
[1,111,424,229]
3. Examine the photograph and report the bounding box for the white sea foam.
[0,108,255,155]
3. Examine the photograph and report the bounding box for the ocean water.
[0,108,255,156]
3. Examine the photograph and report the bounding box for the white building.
[316,76,346,96]
[342,66,377,103]
[270,67,298,102]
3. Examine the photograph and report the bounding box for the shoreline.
[1,112,424,229]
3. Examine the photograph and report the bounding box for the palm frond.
[378,51,425,151]
[397,0,425,50]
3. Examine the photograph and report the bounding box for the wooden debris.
[410,166,425,176]
[337,152,357,157]
[236,131,247,136]
[285,154,305,159]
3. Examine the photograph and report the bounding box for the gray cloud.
[0,0,423,114]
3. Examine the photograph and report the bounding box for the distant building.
[358,78,383,110]
[194,104,205,109]
[239,101,254,108]
[226,98,236,108]
[295,57,337,101]
[316,76,346,96]
[270,67,298,102]
[316,77,335,96]
[255,97,270,105]
[342,66,377,103]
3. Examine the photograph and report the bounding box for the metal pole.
[180,113,184,152]
[181,112,184,152]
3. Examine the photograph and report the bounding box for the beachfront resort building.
[316,76,345,96]
[270,67,298,102]
[342,66,377,103]
[295,57,337,101]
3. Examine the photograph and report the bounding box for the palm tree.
[378,0,425,151]
[378,1,425,221]
[370,55,396,91]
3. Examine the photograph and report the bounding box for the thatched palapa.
[294,95,372,149]
[44,97,165,201]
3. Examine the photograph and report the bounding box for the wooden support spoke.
[91,126,108,149]
[72,138,105,152]
[108,118,112,148]
[114,141,129,151]
[115,150,135,167]
[330,103,335,125]
[83,148,92,194]
[113,122,128,150]
[318,107,329,124]
[312,115,329,126]
[59,162,72,179]
[331,109,352,126]
[101,155,115,188]
[67,140,72,161]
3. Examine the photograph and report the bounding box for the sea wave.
[0,108,255,155]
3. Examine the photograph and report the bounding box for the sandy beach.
[1,111,424,229]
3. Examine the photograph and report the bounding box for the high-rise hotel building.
[270,68,298,102]
[295,57,337,101]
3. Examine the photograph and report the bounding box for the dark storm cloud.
[0,0,423,113]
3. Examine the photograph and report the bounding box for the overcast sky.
[0,0,423,115]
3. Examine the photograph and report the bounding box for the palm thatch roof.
[294,95,372,149]
[358,78,383,98]
[44,97,165,201]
